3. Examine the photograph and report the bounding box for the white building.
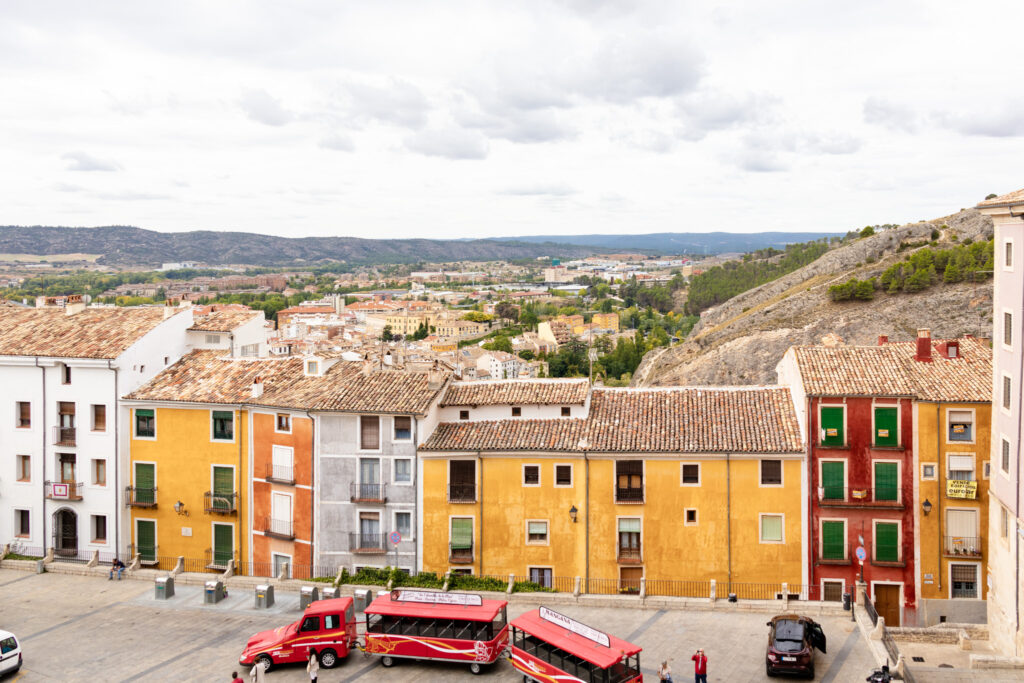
[0,303,193,560]
[477,351,522,381]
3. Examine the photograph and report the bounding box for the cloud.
[92,190,171,201]
[570,32,704,103]
[863,97,921,133]
[336,78,430,129]
[736,149,788,173]
[404,127,489,160]
[675,90,775,141]
[319,133,355,152]
[52,182,86,192]
[238,88,293,126]
[614,128,676,153]
[499,183,577,197]
[936,102,1024,138]
[457,105,576,144]
[61,151,121,172]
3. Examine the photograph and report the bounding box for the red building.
[779,338,919,625]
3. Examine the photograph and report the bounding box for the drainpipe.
[36,358,46,555]
[304,409,316,569]
[108,361,119,557]
[727,452,732,592]
[412,415,418,576]
[238,405,244,569]
[478,450,483,577]
[936,403,942,593]
[585,450,590,590]
[807,396,814,592]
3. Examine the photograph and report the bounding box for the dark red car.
[765,614,827,678]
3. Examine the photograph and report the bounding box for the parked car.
[765,614,826,678]
[239,598,357,672]
[0,630,22,676]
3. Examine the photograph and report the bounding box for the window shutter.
[822,521,845,559]
[213,524,233,565]
[874,462,898,501]
[618,518,641,533]
[136,520,155,559]
[528,521,547,535]
[875,523,898,562]
[761,460,782,485]
[873,407,898,446]
[451,519,473,549]
[820,407,845,445]
[134,463,155,504]
[212,466,233,512]
[948,455,974,472]
[761,515,782,541]
[361,416,380,449]
[821,461,845,499]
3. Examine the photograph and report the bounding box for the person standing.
[249,660,266,683]
[307,648,320,683]
[658,659,673,682]
[230,673,244,683]
[691,648,707,683]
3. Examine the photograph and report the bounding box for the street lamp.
[173,500,189,517]
[922,498,933,516]
[569,505,578,523]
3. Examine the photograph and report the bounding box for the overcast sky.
[2,1,1022,240]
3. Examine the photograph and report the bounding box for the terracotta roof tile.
[188,310,263,332]
[891,338,992,402]
[440,379,589,406]
[0,306,178,359]
[422,419,586,451]
[792,346,915,396]
[976,188,1024,208]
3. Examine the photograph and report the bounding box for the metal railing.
[349,533,386,553]
[944,536,983,557]
[614,486,644,503]
[350,482,387,503]
[52,425,76,446]
[727,582,790,600]
[205,548,237,570]
[204,491,238,514]
[45,480,84,500]
[864,591,879,626]
[50,547,90,563]
[585,578,622,595]
[265,463,295,484]
[617,546,642,563]
[447,483,476,503]
[510,575,575,592]
[262,517,293,540]
[819,486,904,505]
[646,579,712,598]
[124,486,157,507]
[448,544,473,563]
[128,544,159,564]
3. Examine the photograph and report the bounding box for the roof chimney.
[916,328,933,362]
[251,376,264,399]
[877,335,888,346]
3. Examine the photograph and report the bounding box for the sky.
[2,0,1023,240]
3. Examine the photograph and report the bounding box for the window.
[984,461,992,479]
[300,616,321,633]
[522,465,540,486]
[134,409,155,438]
[17,455,30,482]
[527,520,549,544]
[617,518,641,559]
[450,518,473,558]
[324,614,342,630]
[90,404,106,432]
[1006,312,1013,348]
[1002,506,1010,539]
[560,406,571,417]
[555,464,573,487]
[760,514,783,543]
[873,406,898,446]
[875,522,899,562]
[15,509,30,537]
[681,463,701,486]
[820,406,845,446]
[395,511,411,538]
[306,360,319,375]
[685,508,698,526]
[821,520,846,560]
[212,410,234,440]
[511,406,522,417]
[529,567,553,588]
[205,334,220,344]
[449,460,476,502]
[17,401,30,428]
[821,460,845,500]
[360,415,380,450]
[921,464,936,480]
[823,581,844,602]
[91,515,107,543]
[62,363,72,384]
[760,459,782,486]
[212,466,234,510]
[393,416,412,441]
[948,410,974,442]
[1003,438,1011,473]
[459,410,470,420]
[951,564,979,599]
[276,413,291,432]
[615,461,643,502]
[1004,375,1012,410]
[874,461,899,501]
[92,459,106,486]
[1007,240,1014,269]
[394,458,412,484]
[948,454,975,481]
[240,343,258,357]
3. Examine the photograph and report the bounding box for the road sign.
[855,546,866,562]
[389,531,401,545]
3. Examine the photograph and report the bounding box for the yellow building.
[591,312,620,332]
[385,312,432,337]
[420,385,806,594]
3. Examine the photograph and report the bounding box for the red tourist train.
[363,589,509,675]
[510,607,643,683]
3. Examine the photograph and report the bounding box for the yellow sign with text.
[946,480,978,499]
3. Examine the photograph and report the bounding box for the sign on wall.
[946,480,978,499]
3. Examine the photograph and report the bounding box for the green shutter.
[821,461,845,500]
[134,463,155,504]
[822,521,845,560]
[451,518,473,549]
[135,409,154,437]
[874,462,898,502]
[136,520,156,561]
[875,523,899,562]
[213,524,233,566]
[820,407,845,446]
[212,466,233,510]
[874,407,898,446]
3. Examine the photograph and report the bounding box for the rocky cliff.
[634,209,994,387]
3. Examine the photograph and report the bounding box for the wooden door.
[874,584,901,627]
[620,567,642,594]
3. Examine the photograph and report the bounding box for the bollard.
[255,584,275,609]
[155,576,175,600]
[204,580,225,604]
[300,585,319,610]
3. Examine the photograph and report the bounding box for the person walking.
[658,659,673,682]
[691,648,707,683]
[249,659,266,683]
[231,672,244,683]
[307,648,320,683]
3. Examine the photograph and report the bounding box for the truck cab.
[239,597,357,671]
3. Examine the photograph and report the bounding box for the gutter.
[108,360,120,557]
[303,409,316,569]
[936,403,942,593]
[478,450,483,577]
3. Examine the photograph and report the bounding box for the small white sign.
[539,606,611,648]
[392,589,482,606]
[181,527,192,537]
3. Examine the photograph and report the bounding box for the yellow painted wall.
[916,402,991,600]
[129,406,249,567]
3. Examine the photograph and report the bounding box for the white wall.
[436,403,583,422]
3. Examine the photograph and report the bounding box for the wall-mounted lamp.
[921,498,932,516]
[174,500,189,517]
[569,505,578,523]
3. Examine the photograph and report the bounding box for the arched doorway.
[53,508,78,556]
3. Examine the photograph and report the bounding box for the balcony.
[52,426,76,446]
[449,543,473,564]
[125,486,157,508]
[128,543,159,565]
[818,486,904,508]
[204,491,238,514]
[448,483,476,504]
[205,548,237,570]
[614,487,644,504]
[617,546,642,564]
[45,480,83,501]
[265,463,295,485]
[350,482,387,503]
[349,533,386,554]
[262,516,294,540]
[944,536,983,558]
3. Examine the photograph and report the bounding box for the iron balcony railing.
[263,516,294,540]
[818,486,904,506]
[349,533,386,554]
[617,545,642,563]
[45,480,84,501]
[448,483,476,503]
[124,486,157,507]
[265,462,295,484]
[204,491,238,514]
[350,482,387,503]
[614,486,644,503]
[449,543,473,564]
[52,425,76,446]
[944,536,983,558]
[128,543,159,564]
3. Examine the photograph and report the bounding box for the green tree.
[482,335,513,353]
[860,225,876,238]
[380,324,394,341]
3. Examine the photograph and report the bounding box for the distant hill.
[494,231,842,255]
[0,226,602,267]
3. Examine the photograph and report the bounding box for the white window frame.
[870,401,902,447]
[680,462,701,487]
[274,412,292,434]
[871,458,903,504]
[1004,237,1014,272]
[872,518,902,563]
[948,562,981,600]
[209,409,236,443]
[759,512,785,544]
[449,514,475,562]
[210,463,235,499]
[526,565,554,588]
[272,552,293,579]
[133,460,158,490]
[210,520,235,563]
[270,490,293,528]
[819,517,848,561]
[684,508,698,526]
[946,452,976,482]
[553,463,574,488]
[135,516,159,555]
[132,407,157,441]
[759,458,784,488]
[525,518,550,546]
[1002,373,1013,415]
[391,415,413,443]
[91,404,107,432]
[921,463,937,481]
[13,508,31,538]
[205,334,221,345]
[821,578,846,602]
[91,458,107,488]
[90,514,108,545]
[358,415,382,452]
[817,403,848,446]
[869,581,903,614]
[522,463,541,488]
[983,460,992,480]
[1001,435,1012,478]
[616,515,643,562]
[392,457,413,486]
[393,509,413,541]
[1003,308,1014,351]
[818,457,849,502]
[945,407,976,445]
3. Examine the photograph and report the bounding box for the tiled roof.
[125,350,447,415]
[791,346,916,397]
[977,188,1024,208]
[891,338,992,402]
[440,379,590,406]
[0,306,177,359]
[421,419,586,451]
[188,310,263,332]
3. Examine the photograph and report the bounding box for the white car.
[0,630,21,676]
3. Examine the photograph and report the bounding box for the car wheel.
[381,655,395,667]
[255,654,273,673]
[470,662,483,675]
[807,663,815,679]
[766,663,775,677]
[320,648,338,668]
